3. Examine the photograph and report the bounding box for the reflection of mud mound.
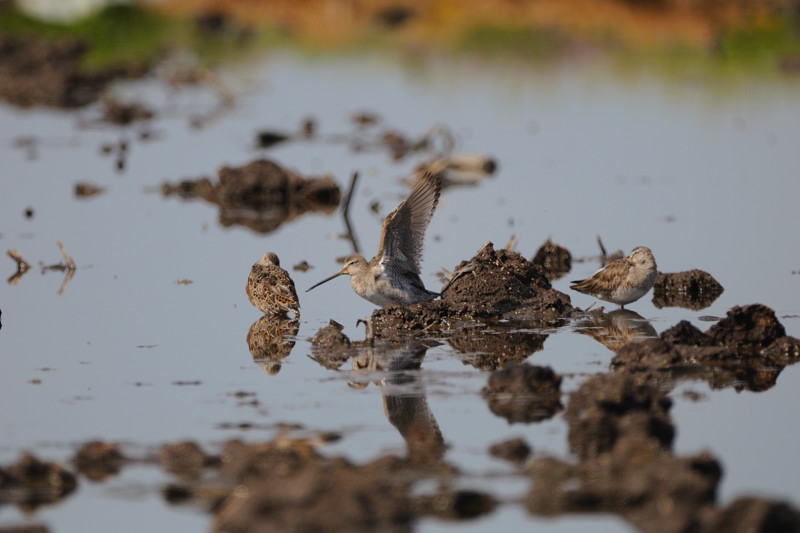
[0,37,143,108]
[247,316,299,374]
[370,242,575,338]
[652,269,723,310]
[309,321,354,370]
[574,308,658,353]
[531,238,572,281]
[611,304,800,392]
[162,159,340,234]
[482,363,562,423]
[447,325,547,370]
[0,453,78,510]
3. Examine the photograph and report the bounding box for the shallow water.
[1,51,799,531]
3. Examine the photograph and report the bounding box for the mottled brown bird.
[246,252,300,316]
[570,246,657,308]
[306,172,442,307]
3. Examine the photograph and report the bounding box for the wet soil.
[0,37,145,109]
[611,304,799,392]
[161,158,341,234]
[652,269,724,310]
[369,242,575,339]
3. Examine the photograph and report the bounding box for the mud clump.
[702,497,800,532]
[531,238,572,281]
[414,489,497,520]
[0,453,77,509]
[652,269,724,310]
[489,437,532,464]
[370,242,575,339]
[101,97,155,125]
[482,363,563,423]
[309,321,354,369]
[160,441,219,479]
[0,37,144,108]
[162,159,341,233]
[564,373,674,459]
[72,440,124,481]
[611,305,799,392]
[706,304,786,355]
[442,242,559,316]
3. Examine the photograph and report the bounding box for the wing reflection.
[349,340,446,465]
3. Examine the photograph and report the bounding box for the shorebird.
[246,252,300,316]
[570,246,657,308]
[306,172,442,307]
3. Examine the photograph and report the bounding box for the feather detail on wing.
[377,172,442,274]
[570,257,633,296]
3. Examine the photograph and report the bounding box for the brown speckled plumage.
[246,252,300,316]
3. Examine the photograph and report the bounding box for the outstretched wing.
[377,172,442,274]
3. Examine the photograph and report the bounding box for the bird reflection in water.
[574,308,658,353]
[348,340,446,465]
[246,315,299,375]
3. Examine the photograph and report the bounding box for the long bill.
[305,270,344,292]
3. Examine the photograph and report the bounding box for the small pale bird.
[570,246,657,308]
[306,172,442,307]
[246,252,300,316]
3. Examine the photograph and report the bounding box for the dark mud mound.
[0,37,143,108]
[531,238,572,281]
[0,453,77,509]
[488,437,532,464]
[441,242,564,317]
[706,304,786,355]
[564,373,674,459]
[482,363,563,423]
[652,269,724,310]
[72,441,125,482]
[612,304,799,392]
[370,242,575,338]
[162,158,341,233]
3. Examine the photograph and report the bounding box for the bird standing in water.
[570,246,657,308]
[247,252,300,316]
[306,172,442,307]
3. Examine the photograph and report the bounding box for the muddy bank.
[162,158,341,233]
[0,36,145,109]
[611,304,800,392]
[369,242,575,339]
